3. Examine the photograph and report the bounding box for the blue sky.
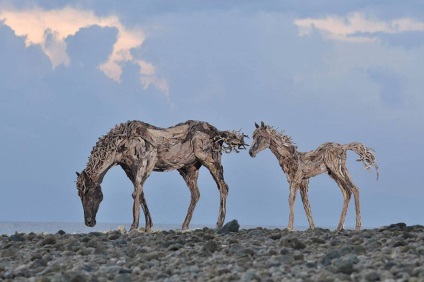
[1,0,423,229]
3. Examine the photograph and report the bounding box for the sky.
[1,0,423,230]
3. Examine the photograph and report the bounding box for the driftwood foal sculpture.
[76,120,247,231]
[249,122,378,231]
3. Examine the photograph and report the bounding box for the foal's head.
[249,122,274,157]
[76,171,103,227]
[250,122,296,158]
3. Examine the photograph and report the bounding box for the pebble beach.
[1,221,424,281]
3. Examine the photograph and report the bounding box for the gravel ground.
[1,221,424,281]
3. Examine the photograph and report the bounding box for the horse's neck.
[85,147,120,184]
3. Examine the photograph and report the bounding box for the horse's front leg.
[193,137,228,229]
[131,158,155,232]
[204,161,228,229]
[131,182,143,231]
[139,190,153,232]
[178,165,200,230]
[287,184,297,231]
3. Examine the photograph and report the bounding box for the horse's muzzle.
[85,218,96,227]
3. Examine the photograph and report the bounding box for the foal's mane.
[261,125,296,148]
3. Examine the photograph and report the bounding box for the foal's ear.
[261,121,265,127]
[255,122,259,128]
[75,172,80,177]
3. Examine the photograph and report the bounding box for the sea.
[1,222,290,235]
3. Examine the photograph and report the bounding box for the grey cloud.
[366,68,404,109]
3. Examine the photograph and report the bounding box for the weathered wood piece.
[76,120,248,231]
[249,122,378,231]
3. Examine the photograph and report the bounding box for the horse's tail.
[344,142,379,180]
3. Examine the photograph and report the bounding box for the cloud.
[294,12,424,43]
[0,6,169,94]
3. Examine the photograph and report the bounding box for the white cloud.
[294,12,424,42]
[0,6,169,94]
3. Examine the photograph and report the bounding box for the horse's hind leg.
[299,179,315,229]
[328,170,352,231]
[178,165,201,230]
[341,165,361,230]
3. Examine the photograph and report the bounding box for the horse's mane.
[84,121,139,178]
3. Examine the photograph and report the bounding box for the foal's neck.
[269,133,299,163]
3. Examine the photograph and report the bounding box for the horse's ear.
[255,122,259,128]
[261,121,265,127]
[76,172,80,177]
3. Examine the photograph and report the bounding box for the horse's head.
[76,171,103,227]
[217,130,249,153]
[249,122,272,157]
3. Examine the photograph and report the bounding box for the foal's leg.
[299,179,315,229]
[328,170,352,231]
[288,184,297,231]
[341,165,362,230]
[178,165,201,230]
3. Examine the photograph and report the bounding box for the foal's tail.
[345,142,379,180]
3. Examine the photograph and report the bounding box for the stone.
[56,230,66,235]
[280,237,306,250]
[203,240,218,254]
[217,219,240,234]
[41,236,56,246]
[9,233,25,242]
[248,229,264,236]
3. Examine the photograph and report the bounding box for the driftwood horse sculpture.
[249,122,378,231]
[76,120,247,231]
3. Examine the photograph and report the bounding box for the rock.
[238,248,254,257]
[108,232,121,240]
[41,236,56,246]
[364,270,380,281]
[203,240,218,254]
[9,233,25,242]
[217,219,240,234]
[2,223,424,281]
[310,237,325,244]
[1,248,17,258]
[145,251,166,261]
[241,269,261,281]
[56,230,66,235]
[248,229,264,236]
[279,237,306,250]
[270,233,282,240]
[167,243,183,251]
[332,255,359,275]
